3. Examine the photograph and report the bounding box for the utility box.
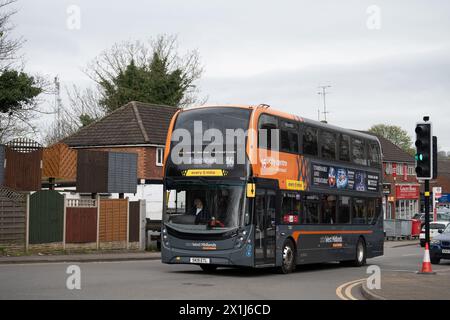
[76,150,137,193]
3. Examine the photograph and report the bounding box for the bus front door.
[254,189,276,266]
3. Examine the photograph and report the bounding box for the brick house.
[64,101,179,219]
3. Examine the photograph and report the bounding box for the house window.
[156,147,164,166]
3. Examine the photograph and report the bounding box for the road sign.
[433,187,442,199]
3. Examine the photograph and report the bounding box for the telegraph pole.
[317,85,331,122]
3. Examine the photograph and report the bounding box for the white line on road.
[336,278,366,300]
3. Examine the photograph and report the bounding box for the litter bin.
[411,219,421,238]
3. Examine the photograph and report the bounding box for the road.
[1,242,449,300]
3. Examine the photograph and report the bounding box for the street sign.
[382,183,391,195]
[433,187,442,199]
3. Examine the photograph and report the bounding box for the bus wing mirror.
[246,183,256,198]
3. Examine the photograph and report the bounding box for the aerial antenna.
[317,85,331,123]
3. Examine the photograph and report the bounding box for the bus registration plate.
[190,257,210,264]
[442,249,450,254]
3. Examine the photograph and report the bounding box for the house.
[64,101,179,219]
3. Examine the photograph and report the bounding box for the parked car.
[437,212,450,222]
[419,221,450,247]
[413,213,450,228]
[430,224,450,264]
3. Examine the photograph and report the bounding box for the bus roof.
[182,104,380,144]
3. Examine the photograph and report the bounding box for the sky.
[10,0,450,150]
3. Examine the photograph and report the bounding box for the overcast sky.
[11,0,450,150]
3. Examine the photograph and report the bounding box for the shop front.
[395,184,420,219]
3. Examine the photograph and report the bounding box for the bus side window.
[302,194,319,224]
[319,194,337,224]
[339,134,351,162]
[352,138,367,166]
[367,198,376,224]
[303,126,318,156]
[368,142,381,167]
[320,130,337,160]
[280,120,299,154]
[352,198,367,224]
[338,196,351,223]
[258,114,279,150]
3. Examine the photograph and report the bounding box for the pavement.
[361,267,450,300]
[0,251,161,264]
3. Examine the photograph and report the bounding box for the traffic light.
[415,122,432,179]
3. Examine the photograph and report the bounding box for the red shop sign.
[396,185,419,199]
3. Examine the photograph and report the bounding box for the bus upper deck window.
[368,142,381,167]
[303,126,318,156]
[281,121,299,154]
[339,134,350,162]
[258,114,279,150]
[320,130,336,160]
[352,138,367,166]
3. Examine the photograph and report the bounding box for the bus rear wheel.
[200,265,218,273]
[278,239,296,274]
[353,238,367,267]
[340,238,367,267]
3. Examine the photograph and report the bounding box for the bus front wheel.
[278,239,296,274]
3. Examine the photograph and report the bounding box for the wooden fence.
[0,187,27,251]
[65,199,97,244]
[1,190,146,252]
[4,147,42,192]
[99,198,128,243]
[42,143,77,180]
[29,190,64,244]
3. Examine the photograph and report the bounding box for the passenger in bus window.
[321,195,337,224]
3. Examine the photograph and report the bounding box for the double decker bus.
[161,105,383,273]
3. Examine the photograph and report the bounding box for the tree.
[0,0,47,143]
[84,35,203,112]
[368,124,415,155]
[0,0,22,69]
[0,69,42,114]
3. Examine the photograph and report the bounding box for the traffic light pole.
[424,180,430,246]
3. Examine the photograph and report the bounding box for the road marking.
[336,278,365,300]
[402,253,421,257]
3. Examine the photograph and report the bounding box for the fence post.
[96,194,100,250]
[126,197,130,250]
[25,192,30,252]
[140,199,146,251]
[63,194,66,250]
